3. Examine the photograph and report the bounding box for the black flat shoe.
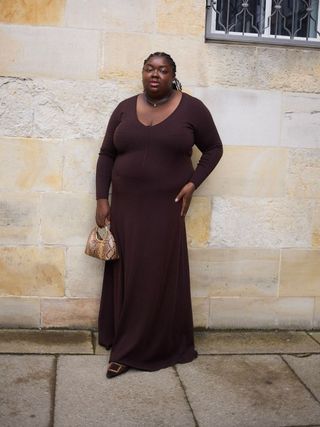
[106,362,130,379]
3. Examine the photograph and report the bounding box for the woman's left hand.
[175,182,195,216]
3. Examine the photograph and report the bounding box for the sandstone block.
[191,86,282,147]
[41,298,99,328]
[0,25,99,79]
[40,193,96,245]
[255,47,320,93]
[0,193,40,244]
[192,297,209,328]
[193,145,288,197]
[209,297,314,329]
[65,246,104,298]
[0,247,65,297]
[281,93,320,148]
[210,196,314,248]
[156,0,204,36]
[186,196,211,247]
[32,79,120,139]
[189,248,279,298]
[279,249,320,297]
[205,44,257,88]
[65,0,154,32]
[0,137,62,191]
[100,33,153,80]
[63,138,100,193]
[0,0,65,25]
[0,77,34,137]
[286,148,320,198]
[312,201,320,249]
[0,297,40,327]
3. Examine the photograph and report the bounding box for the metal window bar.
[206,0,320,47]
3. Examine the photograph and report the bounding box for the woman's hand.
[96,199,111,227]
[175,182,195,216]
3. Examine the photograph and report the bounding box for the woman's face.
[142,56,174,98]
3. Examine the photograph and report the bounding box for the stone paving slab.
[283,354,320,402]
[0,355,54,427]
[176,355,320,427]
[54,355,195,427]
[0,329,93,354]
[194,330,320,354]
[309,331,320,344]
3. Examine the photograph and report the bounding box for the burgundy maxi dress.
[96,92,223,371]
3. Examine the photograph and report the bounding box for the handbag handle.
[96,222,111,241]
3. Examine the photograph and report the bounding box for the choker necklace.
[144,91,174,108]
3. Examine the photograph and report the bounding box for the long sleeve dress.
[96,92,223,371]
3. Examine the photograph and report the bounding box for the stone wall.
[0,0,319,329]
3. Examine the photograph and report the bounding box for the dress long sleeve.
[96,104,122,200]
[189,99,223,189]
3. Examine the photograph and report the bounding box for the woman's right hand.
[96,199,111,227]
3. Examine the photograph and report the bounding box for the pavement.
[1,329,320,427]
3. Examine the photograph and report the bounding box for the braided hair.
[143,52,182,91]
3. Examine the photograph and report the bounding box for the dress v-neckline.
[135,92,184,128]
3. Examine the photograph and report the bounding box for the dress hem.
[106,349,198,372]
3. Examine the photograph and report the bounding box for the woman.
[95,52,223,379]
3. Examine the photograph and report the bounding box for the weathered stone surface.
[100,32,153,80]
[205,44,257,88]
[63,138,100,193]
[193,146,288,198]
[65,246,104,298]
[0,77,34,137]
[209,297,314,329]
[0,246,65,297]
[279,249,320,297]
[0,25,99,79]
[189,248,279,298]
[0,297,40,327]
[0,0,65,25]
[210,196,314,248]
[65,0,154,32]
[0,137,62,191]
[0,193,40,244]
[191,87,282,148]
[286,148,320,198]
[176,355,320,426]
[310,331,320,344]
[40,193,95,245]
[281,93,320,148]
[156,0,204,36]
[192,297,209,329]
[0,329,93,354]
[0,355,54,427]
[102,33,207,86]
[255,47,320,93]
[54,356,194,427]
[283,354,320,401]
[41,298,99,328]
[33,79,121,138]
[186,196,211,247]
[194,331,320,355]
[312,201,320,249]
[0,77,122,139]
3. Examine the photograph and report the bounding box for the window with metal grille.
[205,0,320,48]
